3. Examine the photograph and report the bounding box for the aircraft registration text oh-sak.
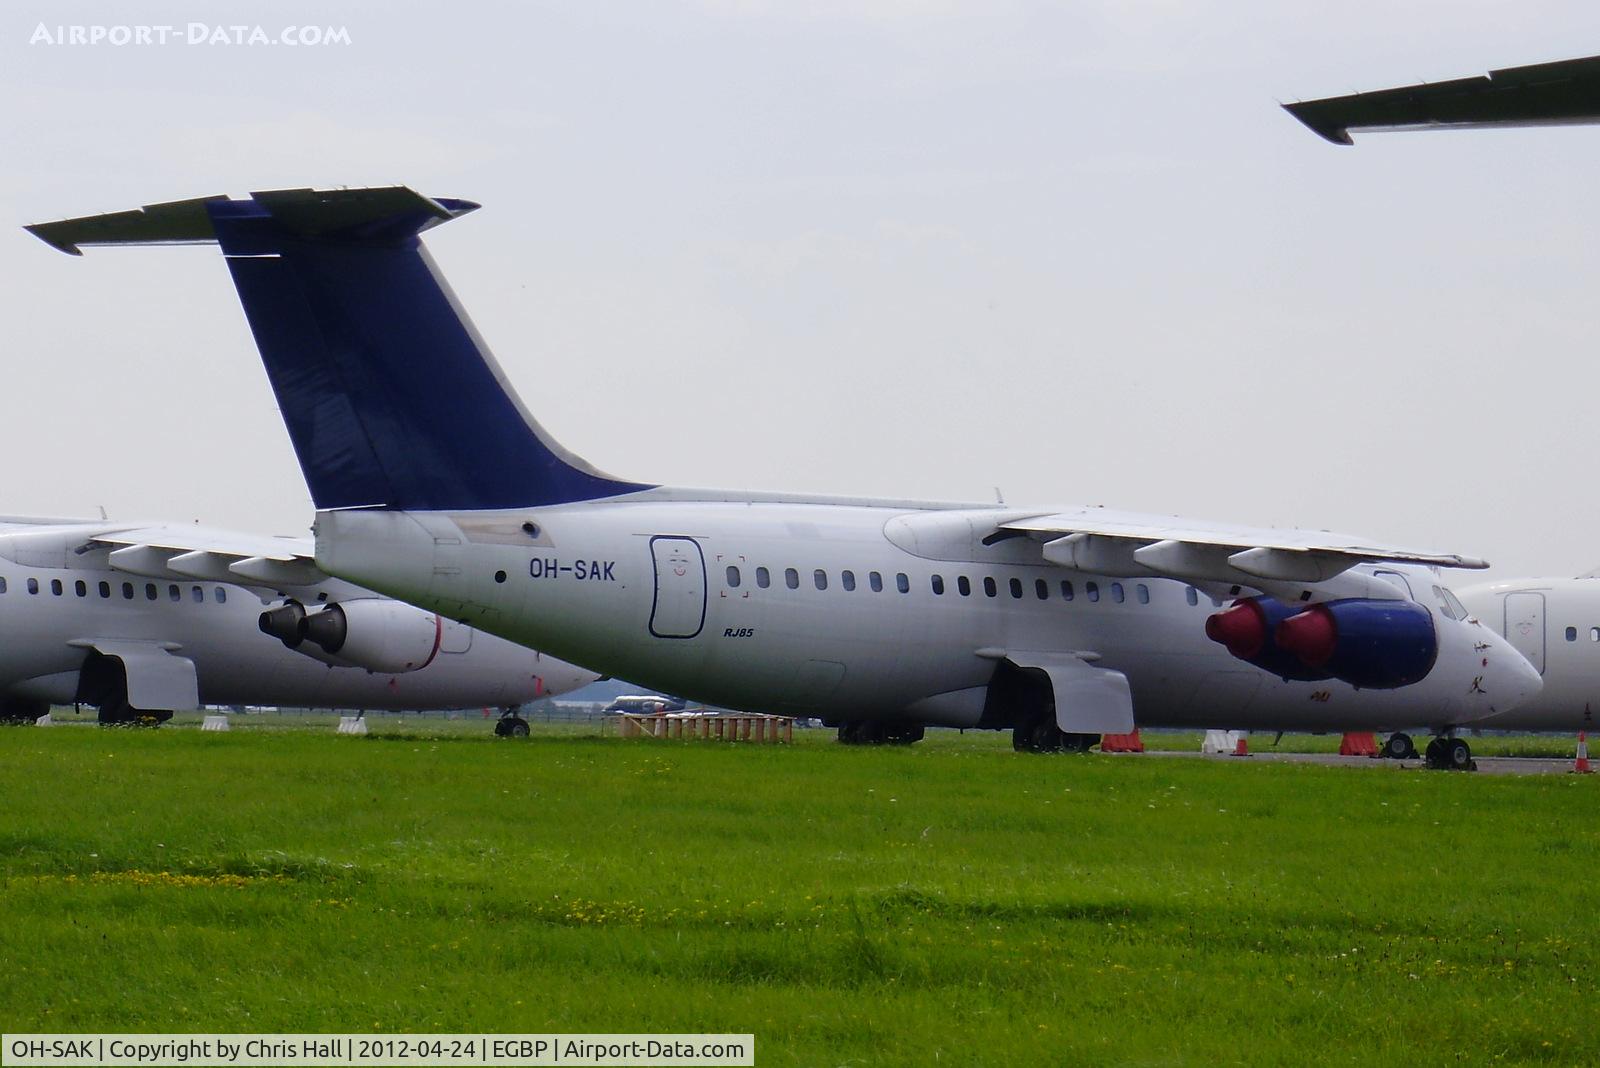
[26,186,1542,757]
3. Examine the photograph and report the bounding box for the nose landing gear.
[494,708,530,737]
[1382,732,1419,760]
[1423,735,1475,771]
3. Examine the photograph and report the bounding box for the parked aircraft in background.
[25,188,1544,767]
[1456,576,1600,735]
[0,517,596,732]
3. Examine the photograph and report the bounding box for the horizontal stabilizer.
[1286,54,1600,144]
[26,187,477,255]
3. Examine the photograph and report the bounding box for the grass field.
[2,724,1597,1065]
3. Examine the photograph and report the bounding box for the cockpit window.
[1432,585,1470,621]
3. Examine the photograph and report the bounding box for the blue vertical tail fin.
[28,187,651,511]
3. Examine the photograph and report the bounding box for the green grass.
[1,725,1596,1065]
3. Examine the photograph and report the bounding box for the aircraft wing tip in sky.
[1286,54,1600,144]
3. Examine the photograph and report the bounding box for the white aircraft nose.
[1494,634,1544,710]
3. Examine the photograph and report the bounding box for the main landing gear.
[1423,735,1475,771]
[836,721,925,745]
[1011,719,1098,754]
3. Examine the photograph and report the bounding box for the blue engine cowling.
[1274,598,1438,690]
[1204,596,1335,682]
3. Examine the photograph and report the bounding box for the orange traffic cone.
[1576,731,1593,774]
[1102,730,1144,753]
[1339,732,1379,757]
[1232,733,1249,757]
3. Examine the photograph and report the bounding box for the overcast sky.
[4,2,1600,582]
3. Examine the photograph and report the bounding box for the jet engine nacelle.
[1274,598,1438,690]
[259,599,442,674]
[1204,597,1333,682]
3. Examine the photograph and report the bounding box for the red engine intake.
[1205,597,1334,682]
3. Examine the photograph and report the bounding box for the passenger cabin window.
[99,581,111,598]
[813,569,828,591]
[122,582,134,600]
[984,577,997,598]
[726,565,741,588]
[1186,586,1199,606]
[1086,581,1100,603]
[1060,580,1074,601]
[1591,627,1600,643]
[1035,579,1049,601]
[869,571,883,593]
[1136,583,1150,604]
[842,570,856,592]
[26,578,38,595]
[931,575,945,595]
[215,588,227,603]
[169,584,180,602]
[756,566,770,589]
[1110,582,1125,604]
[957,576,971,596]
[0,577,6,594]
[1009,577,1023,599]
[146,583,158,601]
[785,568,799,590]
[75,580,87,597]
[191,585,204,603]
[1568,627,1579,642]
[896,573,910,594]
[50,579,63,596]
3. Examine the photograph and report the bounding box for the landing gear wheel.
[494,716,530,738]
[1424,737,1445,767]
[1443,737,1474,771]
[839,722,879,745]
[1383,733,1418,760]
[1061,733,1100,754]
[883,724,925,745]
[97,704,172,727]
[1012,719,1070,753]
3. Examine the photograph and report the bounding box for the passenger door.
[649,536,707,639]
[1503,591,1546,674]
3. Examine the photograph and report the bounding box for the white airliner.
[1455,576,1600,734]
[25,188,1542,765]
[0,516,595,731]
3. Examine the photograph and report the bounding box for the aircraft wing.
[88,525,326,588]
[1285,54,1600,144]
[997,508,1485,603]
